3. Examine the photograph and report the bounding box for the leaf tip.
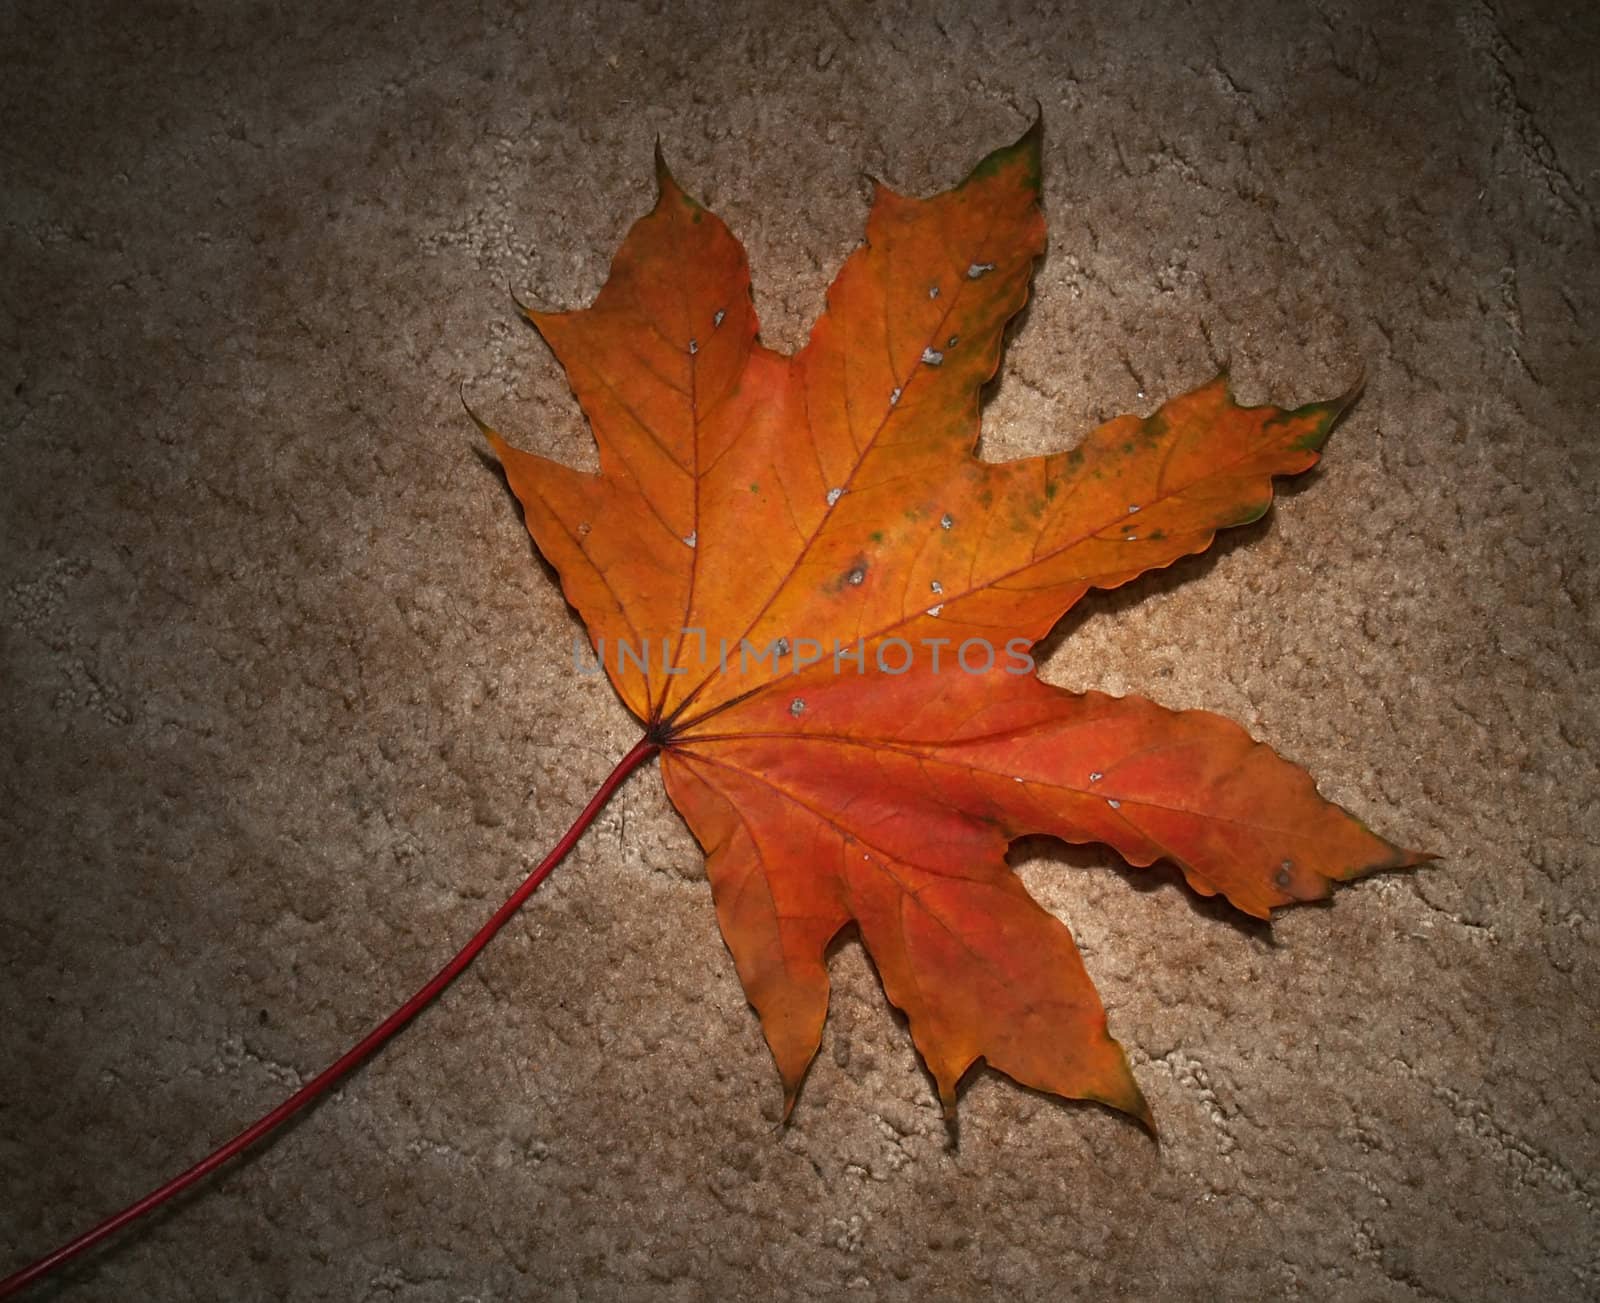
[964,114,1044,194]
[458,384,497,444]
[653,139,703,215]
[1334,365,1367,412]
[1284,372,1365,453]
[859,170,897,214]
[1127,1088,1159,1141]
[1019,106,1044,152]
[1097,1040,1157,1136]
[1389,845,1441,874]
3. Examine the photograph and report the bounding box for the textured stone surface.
[2,1,1596,1298]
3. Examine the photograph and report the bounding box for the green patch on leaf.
[965,120,1042,193]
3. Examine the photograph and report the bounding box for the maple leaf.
[478,124,1425,1127]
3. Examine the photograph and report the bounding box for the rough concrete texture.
[2,0,1596,1298]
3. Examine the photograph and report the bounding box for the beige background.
[2,1,1596,1298]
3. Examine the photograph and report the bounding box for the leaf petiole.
[0,734,660,1300]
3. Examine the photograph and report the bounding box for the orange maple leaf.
[478,123,1424,1127]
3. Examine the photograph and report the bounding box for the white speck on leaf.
[967,262,996,279]
[790,698,805,717]
[921,347,943,366]
[682,531,697,548]
[940,513,953,531]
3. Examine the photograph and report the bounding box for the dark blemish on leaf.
[922,347,944,366]
[948,336,959,349]
[790,698,806,717]
[869,530,884,543]
[967,262,996,279]
[1275,859,1293,888]
[749,482,760,493]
